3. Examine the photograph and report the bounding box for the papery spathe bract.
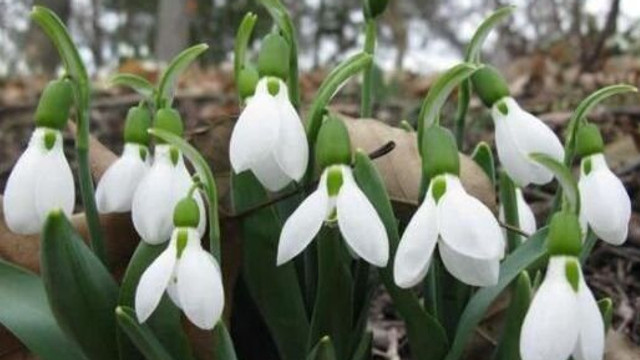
[394,174,504,288]
[579,153,631,245]
[131,144,205,244]
[277,164,389,267]
[3,128,75,235]
[492,97,565,187]
[135,227,224,330]
[95,143,150,213]
[229,77,308,192]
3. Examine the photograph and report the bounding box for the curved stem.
[360,19,376,118]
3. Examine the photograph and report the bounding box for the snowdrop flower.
[277,116,389,267]
[472,66,564,187]
[132,108,205,244]
[229,32,308,192]
[95,105,151,213]
[3,79,75,235]
[499,187,537,244]
[576,124,630,245]
[135,197,224,330]
[520,212,604,360]
[395,126,504,287]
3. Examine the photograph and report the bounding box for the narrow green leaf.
[471,141,496,185]
[40,210,119,360]
[499,171,521,252]
[234,12,258,85]
[530,153,579,214]
[0,259,86,360]
[597,298,613,332]
[493,272,533,360]
[445,229,548,360]
[214,321,238,360]
[352,150,449,359]
[350,331,372,360]
[231,171,309,360]
[156,43,209,108]
[579,231,598,263]
[110,73,156,101]
[465,6,516,62]
[116,306,175,360]
[307,336,337,360]
[150,128,221,261]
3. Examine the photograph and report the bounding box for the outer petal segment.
[135,240,177,323]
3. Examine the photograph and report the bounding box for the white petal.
[176,232,224,330]
[520,256,580,360]
[135,240,177,323]
[95,143,150,213]
[34,132,75,224]
[337,167,389,267]
[572,276,605,360]
[229,78,279,173]
[273,82,308,182]
[394,195,438,288]
[579,154,630,245]
[493,97,565,186]
[165,277,181,309]
[516,188,537,236]
[247,150,292,192]
[438,239,500,287]
[277,171,331,265]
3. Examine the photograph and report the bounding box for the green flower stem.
[31,6,107,265]
[499,172,521,252]
[360,19,376,118]
[155,44,209,109]
[453,80,471,146]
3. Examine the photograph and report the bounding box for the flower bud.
[237,65,260,99]
[421,125,460,179]
[547,211,582,257]
[257,33,290,81]
[124,105,152,146]
[155,108,184,142]
[173,197,200,228]
[35,79,74,130]
[315,115,352,169]
[470,66,510,108]
[575,123,604,157]
[363,0,389,18]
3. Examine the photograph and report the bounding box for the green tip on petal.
[470,65,510,108]
[176,228,190,258]
[267,78,281,96]
[575,123,604,157]
[582,158,593,176]
[547,211,582,257]
[326,166,344,196]
[43,129,57,150]
[237,65,260,99]
[34,78,74,130]
[257,33,290,81]
[173,197,200,228]
[124,106,152,146]
[154,108,184,142]
[315,114,352,169]
[564,258,581,293]
[169,146,180,166]
[421,125,460,179]
[431,176,447,203]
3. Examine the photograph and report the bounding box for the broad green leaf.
[530,153,579,214]
[352,150,449,359]
[156,44,208,108]
[445,228,549,360]
[214,321,238,360]
[116,306,174,360]
[464,6,515,62]
[307,336,337,360]
[499,171,521,252]
[110,73,156,101]
[308,227,353,359]
[471,141,496,185]
[231,171,309,360]
[40,210,119,360]
[0,259,86,360]
[493,272,533,360]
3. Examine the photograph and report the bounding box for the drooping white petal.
[176,230,225,330]
[438,239,500,287]
[493,97,565,186]
[520,256,580,360]
[572,275,605,360]
[95,143,150,213]
[3,130,43,234]
[273,81,308,182]
[394,194,438,288]
[277,171,331,265]
[247,150,292,192]
[337,166,389,267]
[135,240,177,323]
[229,78,280,173]
[165,277,181,309]
[579,154,630,245]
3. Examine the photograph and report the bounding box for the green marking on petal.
[564,258,581,293]
[267,78,280,96]
[43,130,57,150]
[431,176,447,203]
[170,146,180,166]
[326,166,344,197]
[139,147,148,161]
[582,158,592,176]
[176,228,189,258]
[496,100,508,116]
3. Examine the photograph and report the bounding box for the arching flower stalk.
[95,105,152,213]
[3,79,75,235]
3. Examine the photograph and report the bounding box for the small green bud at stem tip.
[173,197,200,228]
[35,79,74,130]
[124,106,152,146]
[421,125,460,179]
[470,65,510,108]
[315,114,353,169]
[154,108,184,142]
[257,33,290,81]
[575,123,604,157]
[547,211,582,257]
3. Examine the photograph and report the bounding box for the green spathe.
[124,105,152,146]
[258,33,290,80]
[363,0,389,18]
[421,125,460,179]
[575,123,604,157]
[35,79,74,130]
[470,65,510,108]
[315,115,352,169]
[155,108,184,141]
[547,211,582,257]
[238,65,260,99]
[173,197,200,228]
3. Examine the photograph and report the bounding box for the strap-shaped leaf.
[530,153,579,214]
[110,73,156,101]
[116,306,174,360]
[493,271,533,360]
[499,171,521,252]
[307,336,337,360]
[0,259,86,360]
[214,321,238,360]
[350,331,372,360]
[464,6,515,62]
[40,210,119,360]
[156,44,208,108]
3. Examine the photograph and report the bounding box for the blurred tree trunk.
[24,0,71,75]
[155,0,190,62]
[91,0,104,68]
[582,0,620,71]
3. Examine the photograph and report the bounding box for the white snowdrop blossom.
[499,187,537,244]
[229,77,308,192]
[132,145,205,244]
[394,174,504,288]
[491,97,564,187]
[277,164,389,267]
[3,128,75,234]
[95,143,150,213]
[579,153,631,245]
[520,256,604,360]
[135,227,224,330]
